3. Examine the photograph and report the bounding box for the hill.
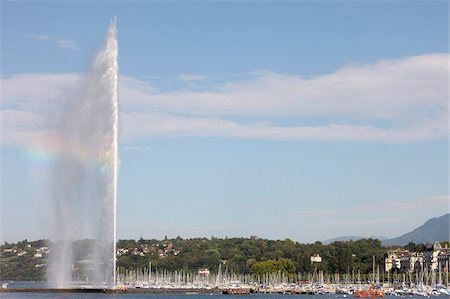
[323,236,364,244]
[382,213,449,246]
[323,235,387,244]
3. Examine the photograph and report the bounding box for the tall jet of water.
[48,19,118,288]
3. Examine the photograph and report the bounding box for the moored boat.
[354,286,384,298]
[222,288,250,295]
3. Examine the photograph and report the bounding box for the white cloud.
[0,109,47,146]
[420,195,450,204]
[29,34,53,41]
[330,218,406,225]
[293,210,337,216]
[1,73,82,146]
[124,54,447,120]
[120,224,238,238]
[1,53,448,146]
[311,195,449,227]
[120,112,446,143]
[28,34,79,51]
[2,73,82,104]
[177,74,208,81]
[337,195,449,216]
[56,39,78,51]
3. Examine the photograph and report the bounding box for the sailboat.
[354,256,384,298]
[354,285,384,298]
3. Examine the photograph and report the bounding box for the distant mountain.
[323,236,364,244]
[371,235,388,241]
[323,235,387,244]
[382,214,450,246]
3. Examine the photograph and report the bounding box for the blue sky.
[1,1,448,243]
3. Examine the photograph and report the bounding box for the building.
[310,254,322,264]
[437,245,450,273]
[385,250,417,273]
[386,241,448,274]
[424,241,442,271]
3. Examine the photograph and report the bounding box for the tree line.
[1,236,443,281]
[116,236,387,276]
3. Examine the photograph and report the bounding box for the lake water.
[0,294,422,299]
[1,292,448,299]
[1,283,448,299]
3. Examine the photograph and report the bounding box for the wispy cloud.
[122,146,153,151]
[330,218,406,225]
[177,74,208,81]
[118,53,448,143]
[420,195,450,204]
[285,194,447,239]
[1,53,448,146]
[345,195,449,214]
[293,210,338,216]
[120,113,446,143]
[28,34,79,51]
[56,39,78,51]
[290,194,448,225]
[121,224,239,238]
[124,54,447,119]
[29,34,53,41]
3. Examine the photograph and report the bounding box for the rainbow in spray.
[48,19,118,288]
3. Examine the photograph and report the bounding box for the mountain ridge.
[322,214,449,246]
[382,213,449,246]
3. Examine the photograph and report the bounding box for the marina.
[1,282,449,297]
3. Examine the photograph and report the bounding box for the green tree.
[250,258,296,276]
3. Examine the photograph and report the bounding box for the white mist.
[48,19,118,289]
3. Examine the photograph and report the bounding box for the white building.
[310,254,322,264]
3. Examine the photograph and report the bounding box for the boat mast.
[387,269,390,288]
[446,260,449,288]
[372,256,375,284]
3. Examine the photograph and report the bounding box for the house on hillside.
[384,250,421,273]
[386,241,449,274]
[310,254,322,264]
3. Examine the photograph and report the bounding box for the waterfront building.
[424,241,442,271]
[385,241,448,274]
[437,245,450,272]
[385,250,410,272]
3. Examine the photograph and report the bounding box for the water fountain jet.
[48,18,118,289]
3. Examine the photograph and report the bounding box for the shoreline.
[0,287,223,294]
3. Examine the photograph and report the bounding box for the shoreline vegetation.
[2,237,388,281]
[0,236,449,283]
[1,237,449,288]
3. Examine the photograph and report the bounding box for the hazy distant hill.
[382,214,450,246]
[323,235,387,244]
[323,236,364,244]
